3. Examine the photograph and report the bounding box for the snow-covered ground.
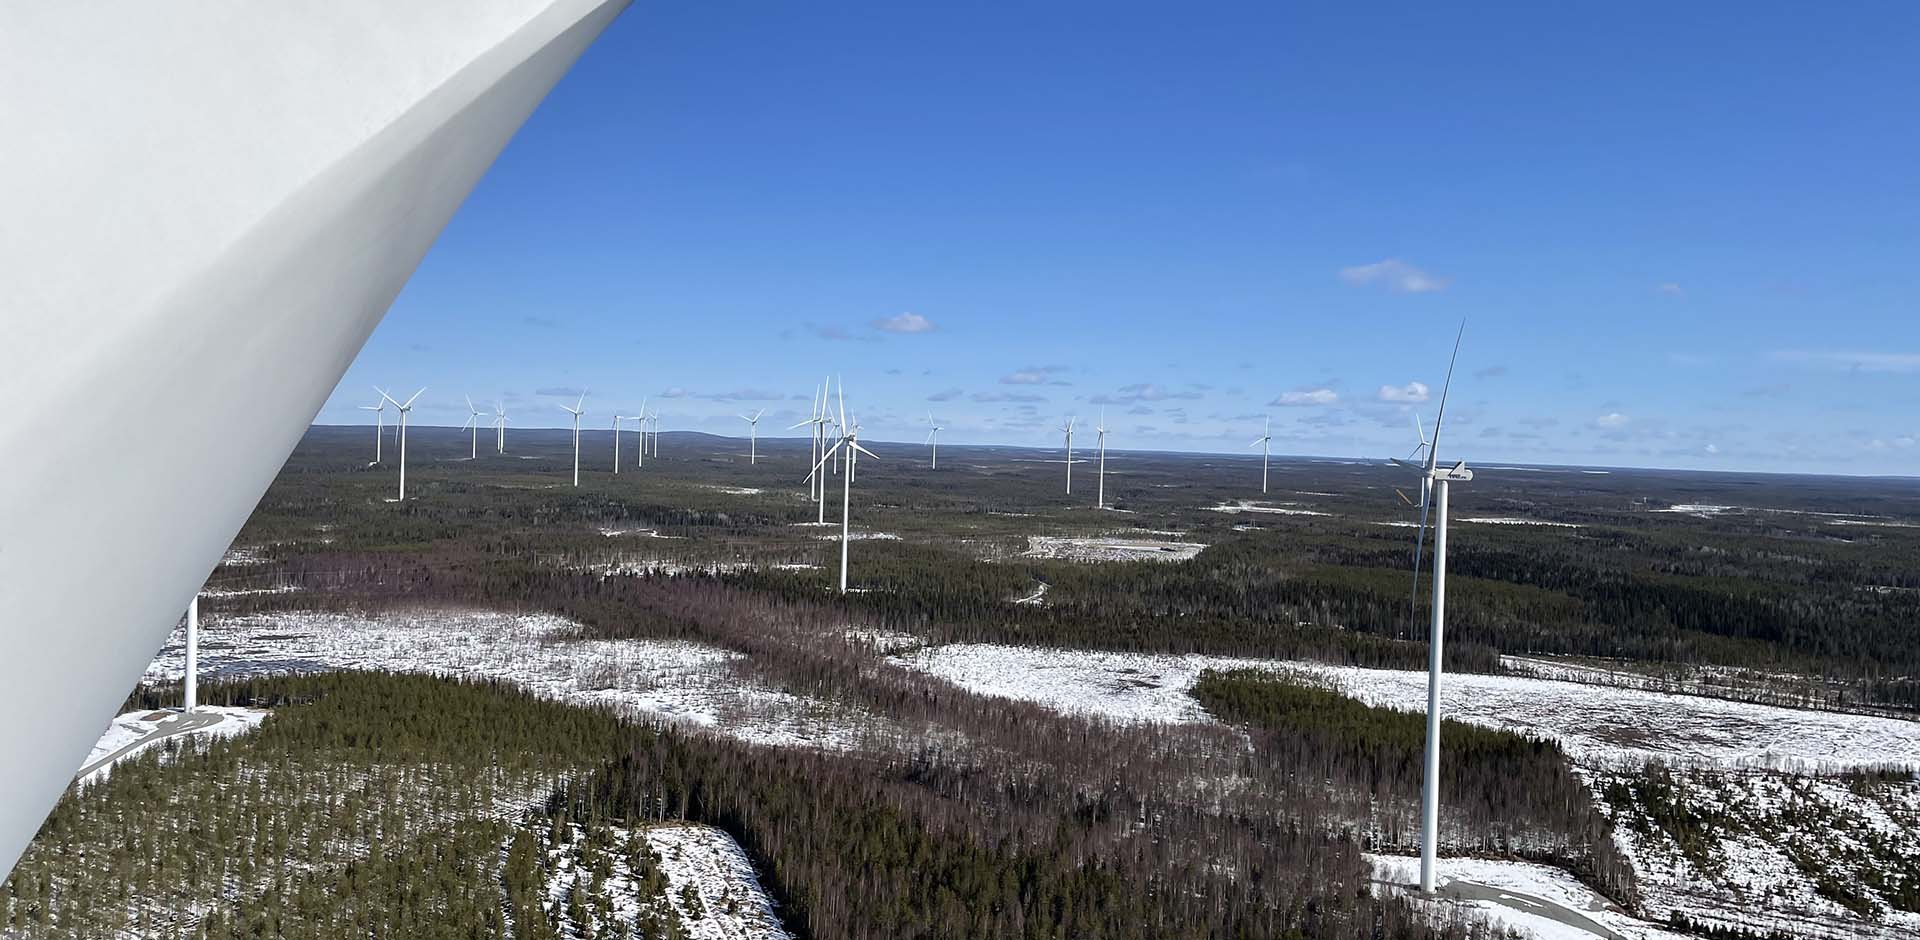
[1369,853,1688,940]
[1022,535,1205,563]
[1598,770,1920,939]
[898,644,1920,771]
[1207,501,1332,517]
[143,609,875,750]
[1459,516,1582,528]
[79,706,268,783]
[645,824,792,940]
[900,642,1920,938]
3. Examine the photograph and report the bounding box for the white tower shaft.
[1418,477,1449,893]
[839,457,852,593]
[183,596,199,713]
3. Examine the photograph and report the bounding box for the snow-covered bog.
[899,643,1920,772]
[645,823,792,940]
[143,609,875,751]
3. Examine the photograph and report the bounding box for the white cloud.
[1597,412,1630,428]
[1704,443,1720,455]
[1772,350,1920,373]
[1000,365,1072,386]
[873,312,936,334]
[1338,258,1447,294]
[1657,282,1685,297]
[1377,381,1430,403]
[1272,388,1339,407]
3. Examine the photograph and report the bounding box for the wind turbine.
[493,402,507,454]
[635,397,648,469]
[648,410,661,458]
[376,386,424,501]
[359,397,386,466]
[1251,417,1273,494]
[1060,416,1076,495]
[612,413,627,473]
[560,391,587,486]
[790,384,823,497]
[804,379,878,594]
[925,413,943,470]
[1095,410,1108,508]
[1387,323,1469,895]
[462,395,483,459]
[741,409,764,464]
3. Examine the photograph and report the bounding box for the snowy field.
[1369,853,1687,940]
[537,822,787,939]
[1207,500,1332,517]
[145,609,876,750]
[79,706,267,783]
[1022,535,1205,563]
[645,824,793,940]
[899,644,1920,771]
[900,642,1920,937]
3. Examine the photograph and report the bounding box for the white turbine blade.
[574,391,587,413]
[836,377,847,431]
[359,404,379,411]
[786,418,812,430]
[1425,321,1464,471]
[401,387,426,409]
[803,440,845,482]
[851,441,879,461]
[377,387,403,409]
[465,393,475,413]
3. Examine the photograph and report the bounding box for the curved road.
[75,710,226,780]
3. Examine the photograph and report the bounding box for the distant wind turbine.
[359,397,386,466]
[1095,410,1108,509]
[804,378,879,594]
[1386,322,1469,896]
[560,391,587,486]
[790,384,823,499]
[634,397,648,469]
[612,413,627,473]
[741,409,764,464]
[1251,417,1273,494]
[376,386,424,501]
[925,413,943,470]
[462,395,483,459]
[649,410,661,458]
[1060,416,1076,495]
[494,402,507,454]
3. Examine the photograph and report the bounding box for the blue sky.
[320,3,1920,475]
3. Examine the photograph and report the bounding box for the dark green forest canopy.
[10,672,1514,940]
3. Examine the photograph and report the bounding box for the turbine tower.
[741,409,764,464]
[359,397,386,466]
[925,413,943,470]
[1387,323,1469,895]
[463,395,483,459]
[804,379,878,594]
[612,413,626,473]
[1251,417,1273,494]
[183,596,198,714]
[1095,411,1108,509]
[1060,416,1076,495]
[494,402,508,454]
[376,387,425,501]
[634,397,648,469]
[790,385,823,496]
[560,391,587,486]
